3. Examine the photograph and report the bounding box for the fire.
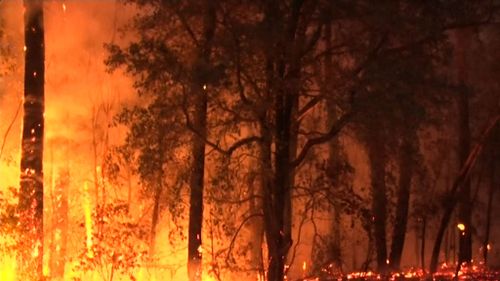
[0,255,16,281]
[83,181,94,258]
[457,223,465,231]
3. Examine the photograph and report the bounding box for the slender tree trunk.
[428,115,498,274]
[389,133,415,271]
[150,180,163,255]
[455,29,472,266]
[187,2,216,280]
[267,79,294,281]
[262,52,293,281]
[18,0,45,279]
[187,80,207,281]
[91,106,100,207]
[420,217,426,272]
[247,160,264,275]
[261,2,303,280]
[324,16,343,270]
[482,151,496,264]
[457,84,472,266]
[150,131,165,255]
[367,133,388,274]
[260,116,281,281]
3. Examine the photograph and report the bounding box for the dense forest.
[0,1,499,281]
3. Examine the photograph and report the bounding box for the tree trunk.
[260,117,282,281]
[455,28,472,266]
[150,131,165,255]
[261,2,303,280]
[389,133,415,271]
[150,180,163,255]
[266,76,295,281]
[262,53,295,281]
[324,16,343,270]
[428,115,498,274]
[187,80,207,281]
[18,0,45,279]
[247,160,264,275]
[366,134,388,274]
[420,217,426,272]
[187,2,216,280]
[482,150,496,264]
[457,84,472,266]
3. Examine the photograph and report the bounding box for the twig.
[0,99,22,161]
[225,213,264,266]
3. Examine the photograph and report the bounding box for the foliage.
[0,188,20,253]
[72,201,149,281]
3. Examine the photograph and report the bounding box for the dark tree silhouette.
[18,0,45,279]
[188,1,216,280]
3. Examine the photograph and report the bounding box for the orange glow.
[83,181,94,258]
[0,255,16,281]
[2,1,500,280]
[0,234,17,281]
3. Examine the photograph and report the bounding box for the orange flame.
[83,181,94,258]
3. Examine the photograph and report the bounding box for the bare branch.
[0,100,22,161]
[292,111,353,167]
[167,2,200,47]
[207,195,263,205]
[182,95,262,156]
[225,213,264,266]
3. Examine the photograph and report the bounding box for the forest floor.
[299,265,500,281]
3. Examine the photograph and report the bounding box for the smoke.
[0,0,135,188]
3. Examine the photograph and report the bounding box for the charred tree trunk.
[324,16,343,270]
[483,147,497,264]
[389,133,415,271]
[367,133,388,274]
[269,89,294,281]
[150,180,163,255]
[420,217,427,271]
[428,115,498,274]
[260,116,282,281]
[261,2,303,280]
[18,0,45,279]
[187,69,208,281]
[456,29,472,266]
[457,84,472,266]
[187,2,216,280]
[265,63,296,281]
[247,160,265,275]
[187,68,207,281]
[150,131,165,255]
[262,50,296,281]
